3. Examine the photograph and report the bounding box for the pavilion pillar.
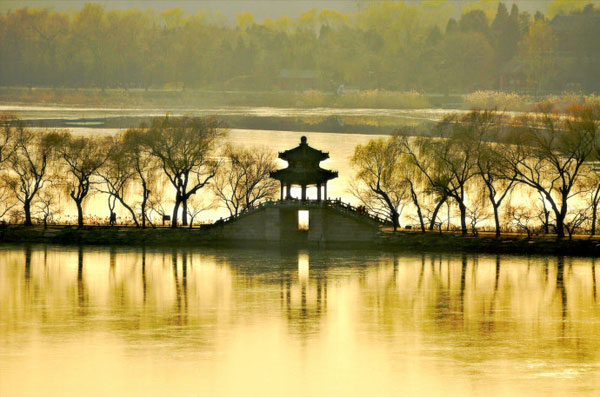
[280,181,284,201]
[301,185,307,201]
[317,183,322,201]
[286,184,292,200]
[324,182,328,201]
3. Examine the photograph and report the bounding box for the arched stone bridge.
[207,199,390,244]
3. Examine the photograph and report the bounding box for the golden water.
[1,245,599,396]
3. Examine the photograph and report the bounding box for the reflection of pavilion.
[280,251,328,339]
[270,136,338,201]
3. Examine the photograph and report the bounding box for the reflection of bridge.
[208,199,388,244]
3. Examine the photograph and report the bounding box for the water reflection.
[1,245,600,396]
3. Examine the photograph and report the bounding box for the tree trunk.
[24,200,32,226]
[171,199,180,228]
[141,193,148,229]
[458,201,467,235]
[493,204,501,238]
[76,200,84,228]
[182,199,188,226]
[543,210,550,234]
[555,201,567,239]
[392,211,400,232]
[118,198,139,227]
[429,196,446,231]
[410,186,425,232]
[555,215,565,238]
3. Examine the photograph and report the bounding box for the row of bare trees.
[351,105,600,238]
[0,114,279,228]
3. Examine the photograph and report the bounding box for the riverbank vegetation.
[0,113,280,228]
[1,1,599,94]
[351,104,600,239]
[1,101,599,240]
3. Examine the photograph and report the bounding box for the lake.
[1,244,599,396]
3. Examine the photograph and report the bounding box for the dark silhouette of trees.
[466,110,518,237]
[141,115,223,228]
[212,144,278,217]
[501,104,598,238]
[6,125,60,225]
[122,128,157,228]
[351,138,407,231]
[57,132,109,227]
[95,135,139,226]
[396,135,449,232]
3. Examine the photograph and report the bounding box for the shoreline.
[2,226,599,257]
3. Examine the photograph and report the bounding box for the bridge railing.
[210,199,392,227]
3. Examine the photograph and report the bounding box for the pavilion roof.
[278,136,329,162]
[270,136,338,185]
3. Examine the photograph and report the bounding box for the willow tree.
[460,110,518,237]
[122,128,157,228]
[6,126,60,225]
[395,134,449,231]
[57,132,109,227]
[212,144,278,217]
[143,115,223,228]
[501,104,599,238]
[400,114,479,235]
[351,137,408,231]
[94,135,139,226]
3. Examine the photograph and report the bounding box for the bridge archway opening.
[298,210,309,230]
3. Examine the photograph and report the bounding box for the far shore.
[2,225,599,257]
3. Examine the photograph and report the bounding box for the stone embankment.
[2,225,599,257]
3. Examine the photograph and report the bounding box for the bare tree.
[588,176,600,236]
[142,115,223,227]
[501,104,598,238]
[34,189,60,228]
[122,128,157,228]
[466,187,490,236]
[95,135,139,226]
[5,125,60,225]
[461,110,519,237]
[564,207,590,240]
[396,134,449,231]
[0,179,17,221]
[186,196,216,228]
[505,205,536,238]
[213,144,278,217]
[57,132,109,227]
[400,113,480,235]
[146,176,172,227]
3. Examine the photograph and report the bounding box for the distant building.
[279,69,320,90]
[498,59,527,91]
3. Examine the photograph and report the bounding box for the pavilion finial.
[300,136,307,145]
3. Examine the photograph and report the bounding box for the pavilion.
[270,136,338,201]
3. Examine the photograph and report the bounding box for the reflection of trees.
[24,244,32,282]
[77,246,88,312]
[5,245,600,359]
[593,258,597,303]
[171,248,189,326]
[555,256,567,334]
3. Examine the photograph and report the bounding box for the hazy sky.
[0,1,558,22]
